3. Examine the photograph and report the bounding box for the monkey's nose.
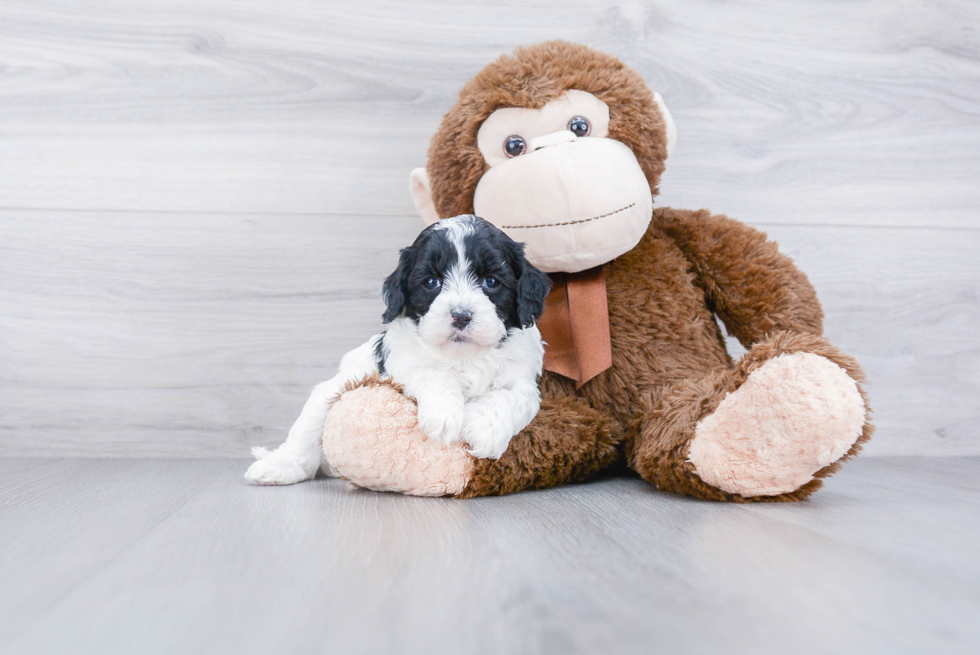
[530,130,577,151]
[451,309,473,329]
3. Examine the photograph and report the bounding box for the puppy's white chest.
[447,355,506,399]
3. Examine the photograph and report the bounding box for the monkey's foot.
[687,352,866,497]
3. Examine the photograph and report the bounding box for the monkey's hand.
[322,378,474,497]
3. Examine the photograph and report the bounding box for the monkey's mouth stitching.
[501,203,636,229]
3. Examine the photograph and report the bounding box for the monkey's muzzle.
[473,137,653,273]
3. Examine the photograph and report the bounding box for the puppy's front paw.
[461,403,513,460]
[245,449,318,486]
[416,397,464,445]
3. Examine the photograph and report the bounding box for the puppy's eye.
[482,276,499,290]
[567,116,591,137]
[423,277,441,290]
[504,136,527,158]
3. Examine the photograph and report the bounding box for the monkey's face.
[412,42,677,275]
[470,90,671,273]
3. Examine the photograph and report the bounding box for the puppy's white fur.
[246,217,544,486]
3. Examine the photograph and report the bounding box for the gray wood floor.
[1,456,978,655]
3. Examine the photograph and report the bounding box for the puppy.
[246,214,552,486]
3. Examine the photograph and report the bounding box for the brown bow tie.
[536,266,613,388]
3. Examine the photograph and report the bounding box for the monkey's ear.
[652,92,677,158]
[409,168,440,226]
[381,247,414,323]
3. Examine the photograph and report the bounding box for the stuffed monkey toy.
[322,41,872,501]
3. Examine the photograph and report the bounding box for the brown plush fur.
[431,42,871,500]
[460,205,873,501]
[460,389,621,498]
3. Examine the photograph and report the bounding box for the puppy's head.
[382,215,551,350]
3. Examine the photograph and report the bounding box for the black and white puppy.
[246,215,552,486]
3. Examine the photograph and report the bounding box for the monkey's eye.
[567,116,591,137]
[504,136,527,158]
[423,277,441,290]
[482,276,499,290]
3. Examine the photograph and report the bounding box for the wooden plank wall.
[1,0,977,457]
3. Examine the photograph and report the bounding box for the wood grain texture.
[0,210,418,456]
[0,456,978,654]
[760,223,980,456]
[2,7,976,650]
[0,0,977,226]
[0,1,977,458]
[1,210,977,457]
[0,458,229,645]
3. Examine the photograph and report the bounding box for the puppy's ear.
[513,245,552,328]
[381,246,415,324]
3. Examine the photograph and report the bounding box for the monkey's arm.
[654,208,824,347]
[458,388,620,497]
[322,374,621,497]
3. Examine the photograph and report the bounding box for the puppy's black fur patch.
[373,333,387,376]
[381,225,456,324]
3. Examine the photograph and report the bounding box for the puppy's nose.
[451,309,473,329]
